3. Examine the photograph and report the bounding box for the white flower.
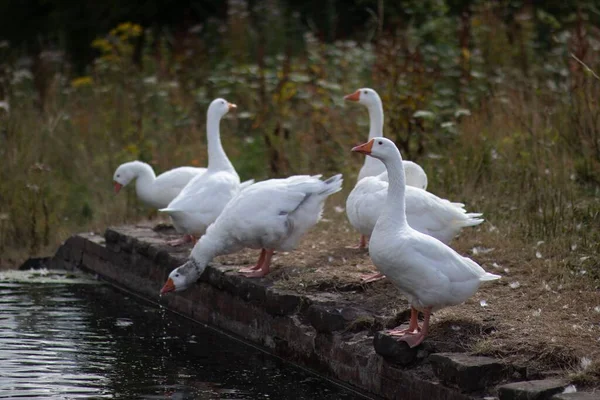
[562,385,577,394]
[471,246,495,255]
[580,357,592,371]
[454,108,471,118]
[12,69,33,84]
[413,110,436,120]
[143,76,158,85]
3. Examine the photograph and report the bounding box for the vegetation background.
[0,0,598,286]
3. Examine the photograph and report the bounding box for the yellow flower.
[71,76,93,88]
[111,22,143,39]
[125,144,139,156]
[130,24,142,36]
[91,38,113,54]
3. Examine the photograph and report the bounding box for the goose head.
[352,137,398,161]
[344,88,382,108]
[207,98,236,120]
[113,162,138,194]
[160,259,207,294]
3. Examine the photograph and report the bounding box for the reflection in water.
[0,277,366,399]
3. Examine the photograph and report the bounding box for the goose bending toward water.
[160,174,343,293]
[344,88,428,249]
[352,137,500,347]
[113,161,205,209]
[160,98,249,246]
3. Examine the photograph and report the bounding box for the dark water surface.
[0,271,367,399]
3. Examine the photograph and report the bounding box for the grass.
[570,361,600,386]
[2,57,599,271]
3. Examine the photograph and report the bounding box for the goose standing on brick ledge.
[160,98,249,246]
[112,161,205,209]
[344,88,428,249]
[352,137,500,348]
[346,168,485,282]
[160,174,343,293]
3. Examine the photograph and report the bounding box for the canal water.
[0,269,367,399]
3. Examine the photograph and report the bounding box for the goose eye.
[378,141,383,145]
[116,174,120,177]
[363,90,368,95]
[175,273,180,277]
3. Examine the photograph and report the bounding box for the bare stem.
[570,53,600,81]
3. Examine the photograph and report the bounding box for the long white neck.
[206,111,234,172]
[378,150,408,229]
[190,230,223,272]
[366,100,384,139]
[359,101,386,178]
[133,162,157,195]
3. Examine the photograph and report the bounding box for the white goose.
[344,88,428,249]
[160,174,343,293]
[112,161,205,209]
[353,138,500,347]
[347,172,483,244]
[347,168,484,282]
[160,98,244,246]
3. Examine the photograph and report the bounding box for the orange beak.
[114,182,123,194]
[228,102,237,111]
[352,139,375,155]
[160,278,175,294]
[344,90,361,102]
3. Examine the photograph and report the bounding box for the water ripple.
[0,278,363,399]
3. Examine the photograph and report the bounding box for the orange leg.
[359,235,367,248]
[346,235,368,250]
[388,307,420,336]
[388,307,431,348]
[239,249,266,273]
[241,249,274,278]
[360,271,385,283]
[167,234,195,247]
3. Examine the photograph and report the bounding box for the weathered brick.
[307,304,347,333]
[498,379,568,400]
[552,393,600,400]
[264,289,306,316]
[373,329,418,365]
[429,352,511,392]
